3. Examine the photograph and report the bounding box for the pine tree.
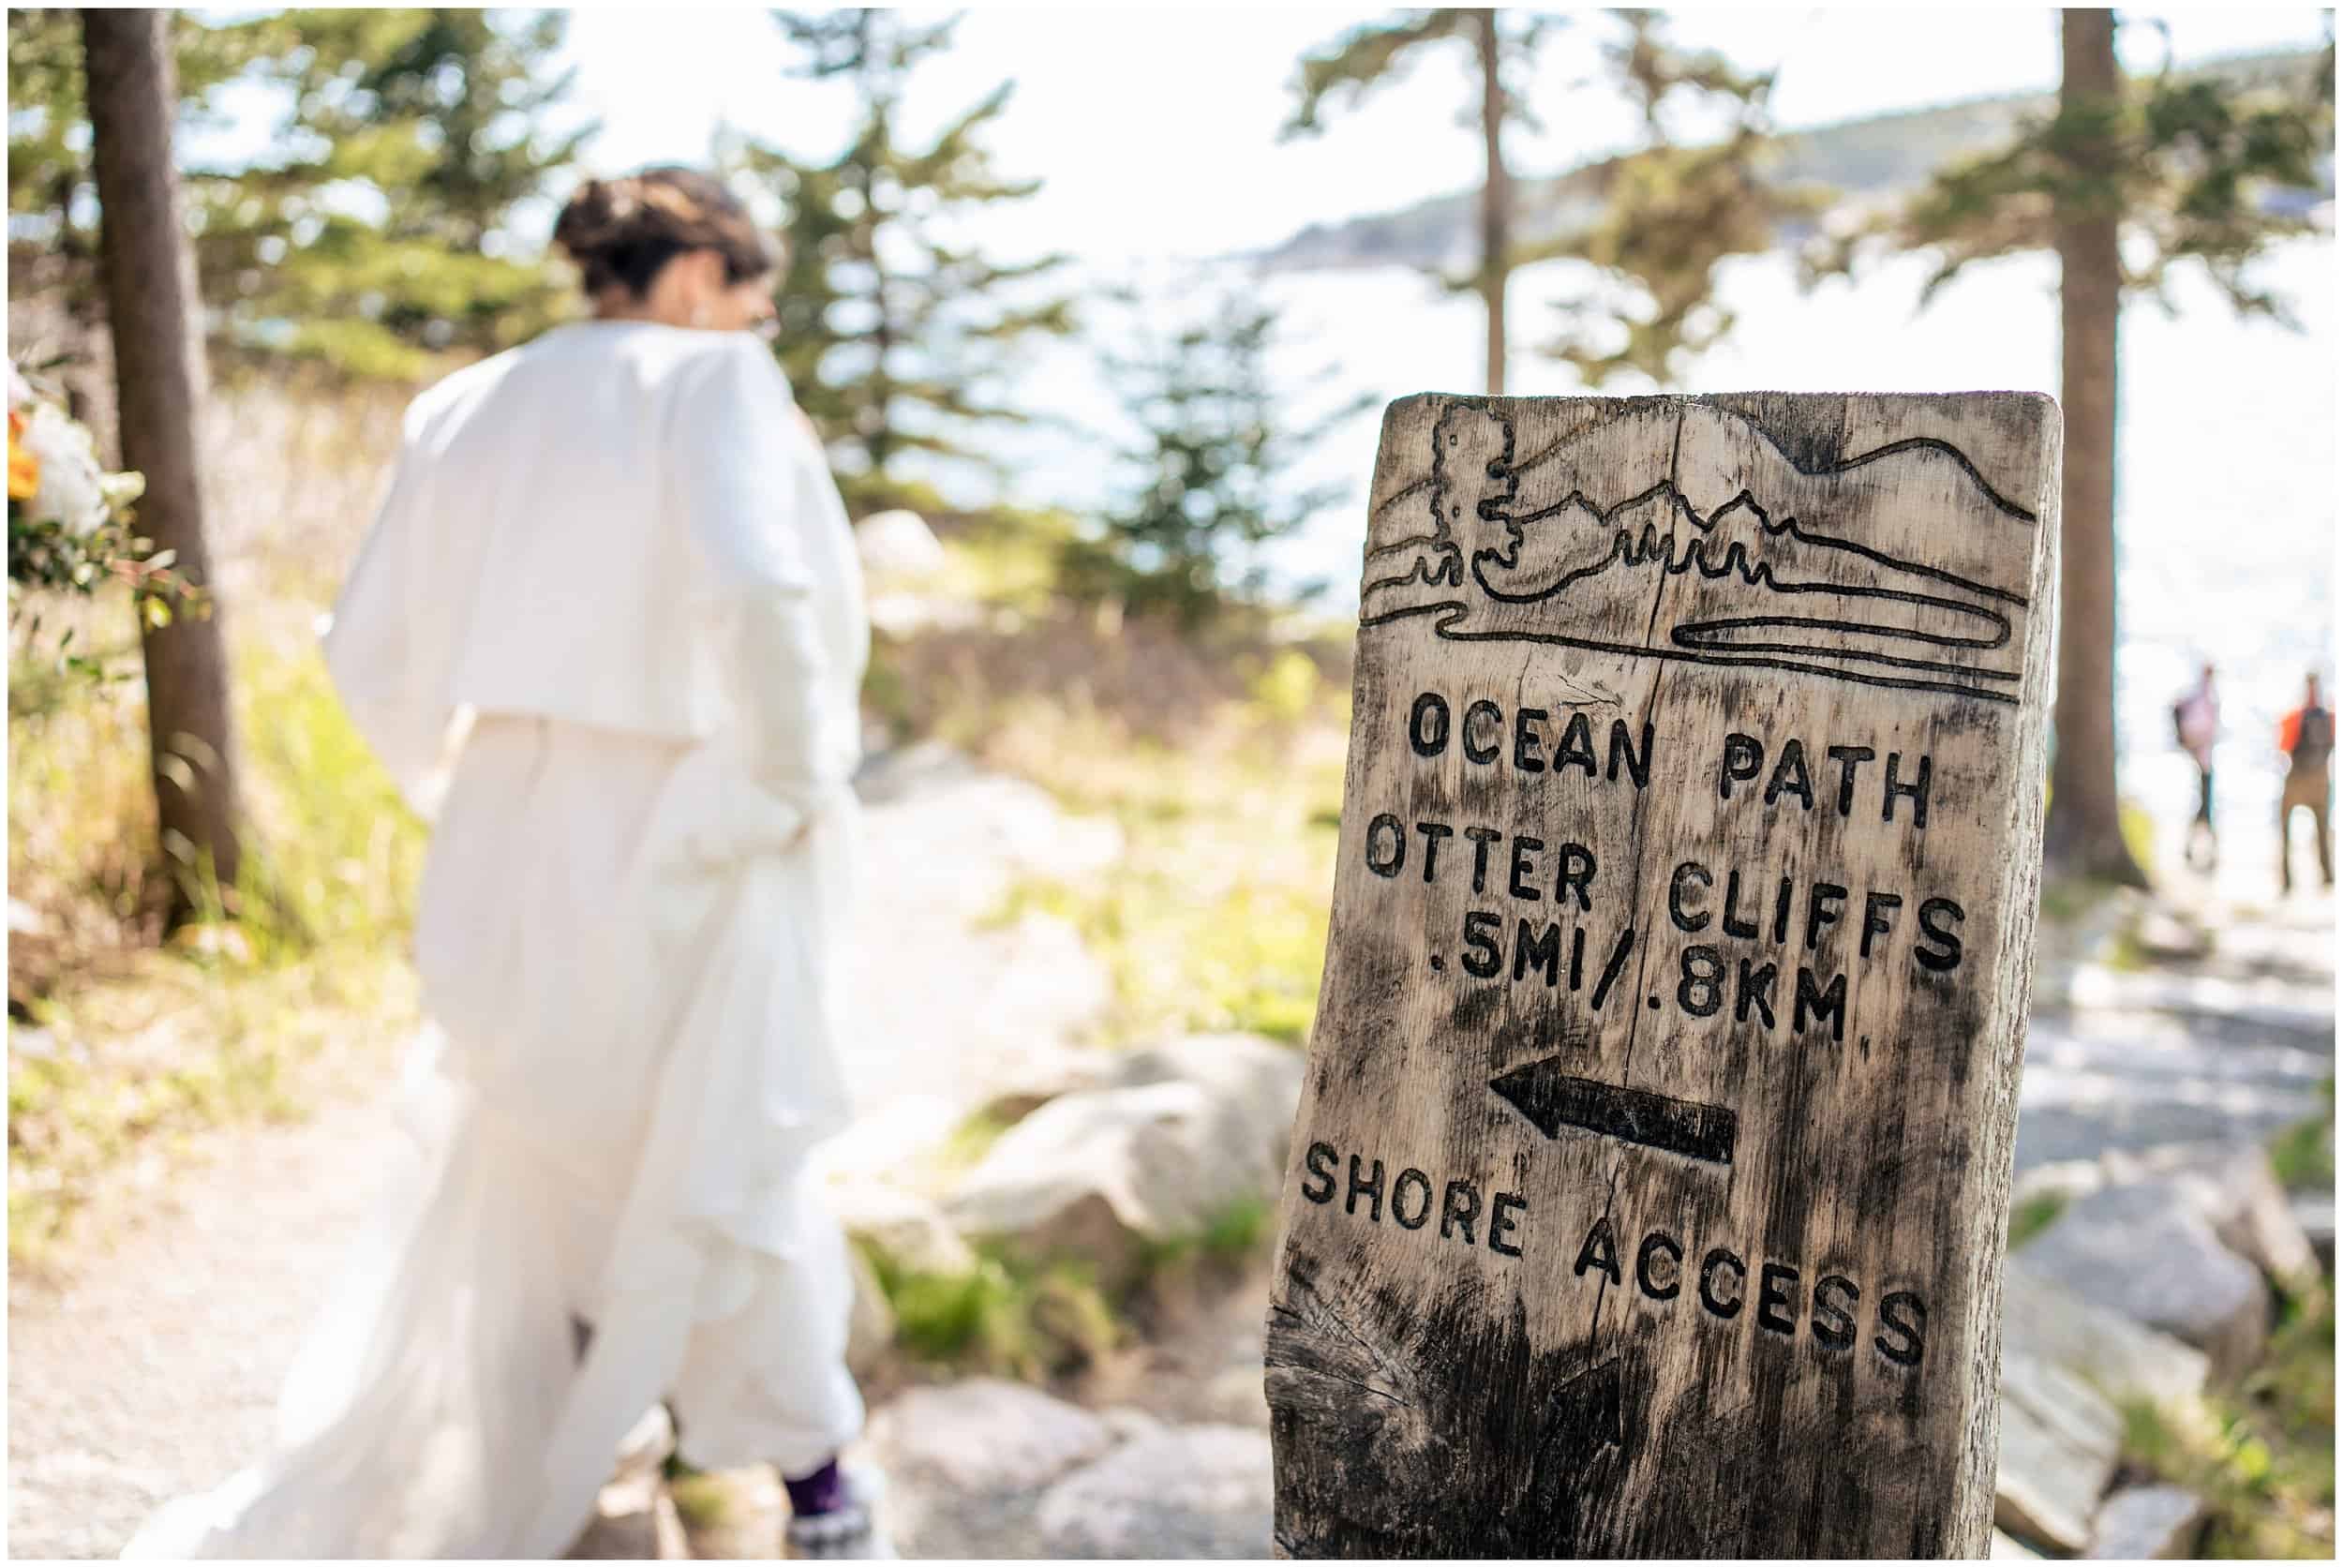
[1813,15,2333,887]
[1282,9,1566,396]
[1063,284,1373,626]
[737,10,1075,519]
[10,8,589,381]
[1532,10,1825,387]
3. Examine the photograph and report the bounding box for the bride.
[127,167,888,1559]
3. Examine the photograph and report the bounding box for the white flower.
[22,400,111,536]
[7,362,33,411]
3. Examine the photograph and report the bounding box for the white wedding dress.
[125,321,873,1558]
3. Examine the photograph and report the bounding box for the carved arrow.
[1489,1055,1737,1166]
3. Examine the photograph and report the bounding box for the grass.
[2267,1078,2336,1192]
[972,695,1348,1047]
[2118,1284,2336,1559]
[862,1238,1124,1381]
[858,1193,1277,1382]
[2006,1189,2069,1250]
[9,589,425,1264]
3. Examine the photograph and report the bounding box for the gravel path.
[7,749,1119,1560]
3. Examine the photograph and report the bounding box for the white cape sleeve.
[320,425,476,825]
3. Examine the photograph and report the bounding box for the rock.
[2001,1255,2211,1410]
[2291,1193,2335,1273]
[567,1471,688,1560]
[1034,1425,1274,1560]
[833,1184,977,1277]
[863,1380,1117,1497]
[855,509,948,579]
[815,1095,965,1189]
[944,1038,1304,1285]
[610,1402,676,1485]
[2099,1142,2320,1287]
[844,1245,896,1380]
[2010,1157,2105,1210]
[971,1052,1114,1129]
[857,1380,1121,1556]
[1995,1352,2123,1553]
[2133,907,2213,963]
[2085,1484,2206,1559]
[2016,1184,2271,1381]
[1991,1529,2042,1559]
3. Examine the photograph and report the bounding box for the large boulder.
[2291,1193,2335,1274]
[2015,1184,2270,1382]
[1994,1353,2123,1554]
[855,1381,1119,1558]
[832,1183,977,1277]
[2099,1142,2321,1288]
[861,1379,1116,1496]
[1033,1424,1275,1560]
[944,1036,1304,1286]
[2085,1485,2206,1560]
[2001,1256,2211,1411]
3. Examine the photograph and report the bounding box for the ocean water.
[981,239,2335,886]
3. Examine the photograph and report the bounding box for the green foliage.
[977,703,1347,1048]
[863,1239,1121,1381]
[2267,1078,2336,1193]
[1059,286,1371,627]
[2119,1285,2336,1558]
[8,8,590,381]
[1533,12,1829,386]
[2005,1189,2067,1250]
[1139,1195,1276,1277]
[8,616,425,1262]
[1283,10,1564,139]
[731,10,1074,518]
[1813,22,2335,319]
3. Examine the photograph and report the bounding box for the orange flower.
[7,409,38,501]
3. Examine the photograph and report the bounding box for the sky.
[544,7,2336,265]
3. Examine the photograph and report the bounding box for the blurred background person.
[2173,661,2221,872]
[123,168,888,1561]
[2278,670,2335,895]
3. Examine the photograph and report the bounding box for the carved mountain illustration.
[1360,399,2037,703]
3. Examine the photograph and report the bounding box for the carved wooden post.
[1266,393,2059,1558]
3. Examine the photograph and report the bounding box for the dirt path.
[6,747,1118,1560]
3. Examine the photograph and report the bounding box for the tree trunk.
[2043,7,2148,888]
[1474,7,1508,396]
[82,7,248,925]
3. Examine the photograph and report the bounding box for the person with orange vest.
[2277,671,2334,894]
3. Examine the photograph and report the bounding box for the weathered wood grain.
[1266,393,2060,1559]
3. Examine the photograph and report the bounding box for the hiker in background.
[2278,670,2335,895]
[2172,662,2220,873]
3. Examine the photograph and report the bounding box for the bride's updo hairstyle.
[553,168,776,299]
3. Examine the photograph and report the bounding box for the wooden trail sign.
[1265,393,2059,1559]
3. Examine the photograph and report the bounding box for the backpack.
[2295,705,2334,769]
